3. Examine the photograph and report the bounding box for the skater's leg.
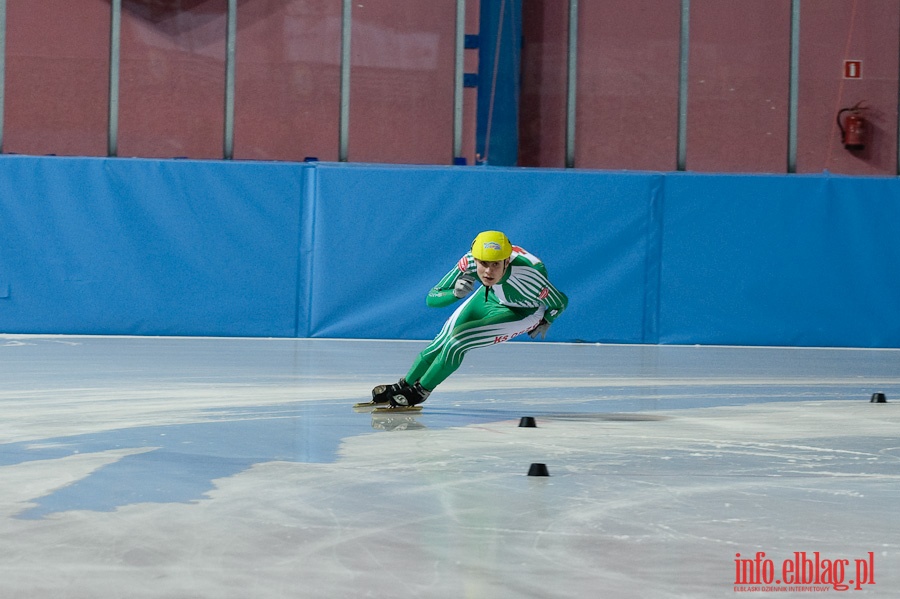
[417,305,544,390]
[404,294,483,384]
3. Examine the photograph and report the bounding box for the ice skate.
[353,379,410,410]
[371,381,430,413]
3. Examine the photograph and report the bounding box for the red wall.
[347,2,459,164]
[2,0,898,174]
[519,0,568,168]
[519,0,899,175]
[118,0,227,159]
[232,0,342,162]
[686,0,792,173]
[4,0,110,157]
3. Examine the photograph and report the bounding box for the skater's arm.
[426,254,476,308]
[541,283,568,323]
[530,262,568,323]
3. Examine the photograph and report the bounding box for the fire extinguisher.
[836,101,868,150]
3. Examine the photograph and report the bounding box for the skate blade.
[353,401,385,410]
[372,405,423,414]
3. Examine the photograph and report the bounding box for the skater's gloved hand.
[453,275,475,298]
[528,318,551,340]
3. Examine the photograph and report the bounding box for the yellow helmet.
[471,230,512,261]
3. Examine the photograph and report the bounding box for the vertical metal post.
[224,0,237,159]
[565,0,578,168]
[108,0,121,157]
[676,0,690,171]
[339,0,352,162]
[453,0,465,162]
[788,0,800,173]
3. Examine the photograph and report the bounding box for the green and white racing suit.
[405,245,568,391]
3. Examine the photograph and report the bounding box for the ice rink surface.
[1,335,898,598]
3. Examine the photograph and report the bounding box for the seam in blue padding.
[641,175,666,344]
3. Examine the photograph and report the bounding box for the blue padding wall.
[1,156,898,347]
[0,156,306,337]
[308,164,659,343]
[659,173,900,347]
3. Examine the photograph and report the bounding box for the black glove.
[528,318,551,340]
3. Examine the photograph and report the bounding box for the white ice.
[0,335,898,598]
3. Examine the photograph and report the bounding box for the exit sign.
[843,60,862,79]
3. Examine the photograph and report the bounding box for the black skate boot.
[371,379,410,404]
[388,381,431,408]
